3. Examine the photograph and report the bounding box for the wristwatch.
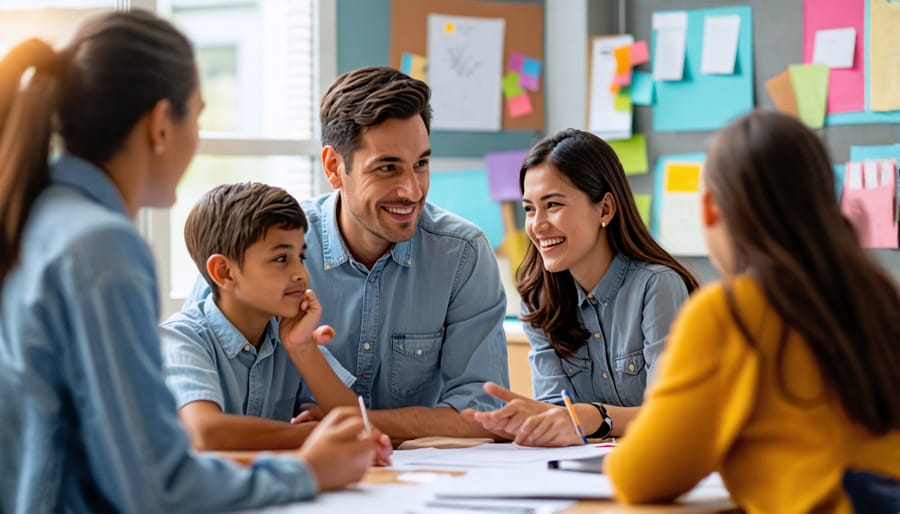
[587,402,613,439]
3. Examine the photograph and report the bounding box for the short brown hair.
[184,182,307,298]
[320,66,431,167]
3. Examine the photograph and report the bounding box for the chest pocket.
[561,356,593,399]
[390,331,443,398]
[613,350,646,406]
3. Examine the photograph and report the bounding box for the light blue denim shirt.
[301,193,509,410]
[161,293,355,421]
[527,253,689,407]
[0,155,317,514]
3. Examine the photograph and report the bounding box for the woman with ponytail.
[605,111,900,513]
[0,11,374,513]
[465,129,698,446]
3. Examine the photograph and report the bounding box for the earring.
[601,221,607,228]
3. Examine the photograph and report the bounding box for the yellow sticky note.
[444,22,455,34]
[613,88,632,111]
[665,162,702,192]
[633,194,651,227]
[502,72,525,99]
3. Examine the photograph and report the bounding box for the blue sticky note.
[651,153,706,237]
[522,57,542,77]
[428,170,504,249]
[849,144,900,162]
[652,6,754,132]
[400,52,414,75]
[630,71,655,106]
[833,164,845,204]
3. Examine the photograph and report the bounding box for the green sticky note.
[607,134,648,175]
[634,194,651,227]
[613,87,632,111]
[789,64,829,129]
[502,72,525,99]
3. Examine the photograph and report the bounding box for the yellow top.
[605,275,900,514]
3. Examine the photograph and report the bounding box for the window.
[142,0,335,317]
[0,1,113,53]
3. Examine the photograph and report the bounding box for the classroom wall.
[335,0,900,284]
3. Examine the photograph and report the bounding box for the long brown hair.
[517,129,698,359]
[0,11,196,288]
[705,111,900,435]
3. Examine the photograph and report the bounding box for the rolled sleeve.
[640,271,689,374]
[160,323,226,410]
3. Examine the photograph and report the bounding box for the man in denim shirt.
[186,67,509,442]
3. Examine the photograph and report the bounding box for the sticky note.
[812,27,856,69]
[764,68,798,116]
[634,194,652,227]
[401,52,428,82]
[700,14,740,75]
[519,73,540,91]
[485,149,529,201]
[612,71,632,86]
[444,22,455,34]
[613,45,631,75]
[630,71,655,105]
[607,134,649,175]
[789,63,829,128]
[507,93,533,118]
[508,52,525,72]
[613,88,632,111]
[522,57,542,77]
[630,40,650,65]
[665,162,702,192]
[502,72,525,99]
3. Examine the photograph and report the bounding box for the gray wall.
[336,0,900,284]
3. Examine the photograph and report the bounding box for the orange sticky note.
[764,69,798,116]
[613,45,631,75]
[609,82,621,94]
[665,162,702,192]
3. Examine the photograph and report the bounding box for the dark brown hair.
[185,182,308,299]
[320,66,431,168]
[705,111,900,435]
[0,10,196,287]
[517,129,698,359]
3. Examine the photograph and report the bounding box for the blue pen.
[560,389,588,445]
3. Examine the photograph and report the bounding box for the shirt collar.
[202,294,278,359]
[320,191,412,270]
[576,253,631,306]
[50,154,129,217]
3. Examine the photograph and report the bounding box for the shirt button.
[628,363,636,372]
[416,348,423,356]
[593,332,602,339]
[602,372,609,379]
[363,342,371,351]
[325,263,332,270]
[243,344,251,352]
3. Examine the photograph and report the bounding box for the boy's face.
[229,226,309,319]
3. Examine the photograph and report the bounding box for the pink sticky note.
[508,52,526,72]
[519,73,540,91]
[630,40,650,65]
[612,71,632,86]
[507,93,533,118]
[802,0,864,113]
[840,159,898,248]
[485,149,530,201]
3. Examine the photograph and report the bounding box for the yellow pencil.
[560,389,588,445]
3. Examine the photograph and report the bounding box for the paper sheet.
[652,155,708,256]
[427,14,505,131]
[607,134,649,175]
[789,63,830,128]
[588,35,634,140]
[869,0,900,111]
[840,158,898,248]
[700,15,740,75]
[391,443,613,470]
[812,27,856,69]
[428,170,504,249]
[802,0,865,113]
[652,17,687,81]
[764,69,799,116]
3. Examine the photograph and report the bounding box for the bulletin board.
[389,0,544,131]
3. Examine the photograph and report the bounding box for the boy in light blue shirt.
[162,182,390,459]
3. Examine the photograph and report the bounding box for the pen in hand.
[357,395,371,436]
[560,389,588,445]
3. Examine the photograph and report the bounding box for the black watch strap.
[587,402,613,439]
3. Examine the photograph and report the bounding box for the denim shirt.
[302,192,509,410]
[0,156,316,514]
[161,294,355,421]
[527,254,689,407]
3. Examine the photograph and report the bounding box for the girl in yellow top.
[604,111,900,513]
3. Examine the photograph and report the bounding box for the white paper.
[878,159,896,186]
[392,442,613,470]
[653,27,687,81]
[413,498,574,514]
[659,192,707,256]
[701,15,741,75]
[812,27,856,69]
[652,11,688,30]
[847,162,863,189]
[588,35,634,140]
[863,160,880,189]
[432,468,617,499]
[427,14,505,131]
[236,483,437,513]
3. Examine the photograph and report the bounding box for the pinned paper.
[802,0,864,114]
[519,73,540,91]
[630,40,650,65]
[812,27,856,69]
[607,134,648,175]
[588,35,634,140]
[630,71,655,105]
[613,45,631,75]
[613,88,632,111]
[485,149,529,201]
[507,93,533,118]
[429,170,503,249]
[613,72,632,86]
[840,158,899,248]
[665,162,702,192]
[869,0,900,111]
[789,63,829,128]
[400,52,428,82]
[700,15,740,75]
[508,52,525,72]
[502,72,525,99]
[656,157,707,256]
[652,11,688,81]
[764,69,798,116]
[522,57,542,77]
[634,194,652,227]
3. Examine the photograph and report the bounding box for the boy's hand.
[369,425,394,466]
[280,289,335,351]
[292,404,324,423]
[297,407,374,491]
